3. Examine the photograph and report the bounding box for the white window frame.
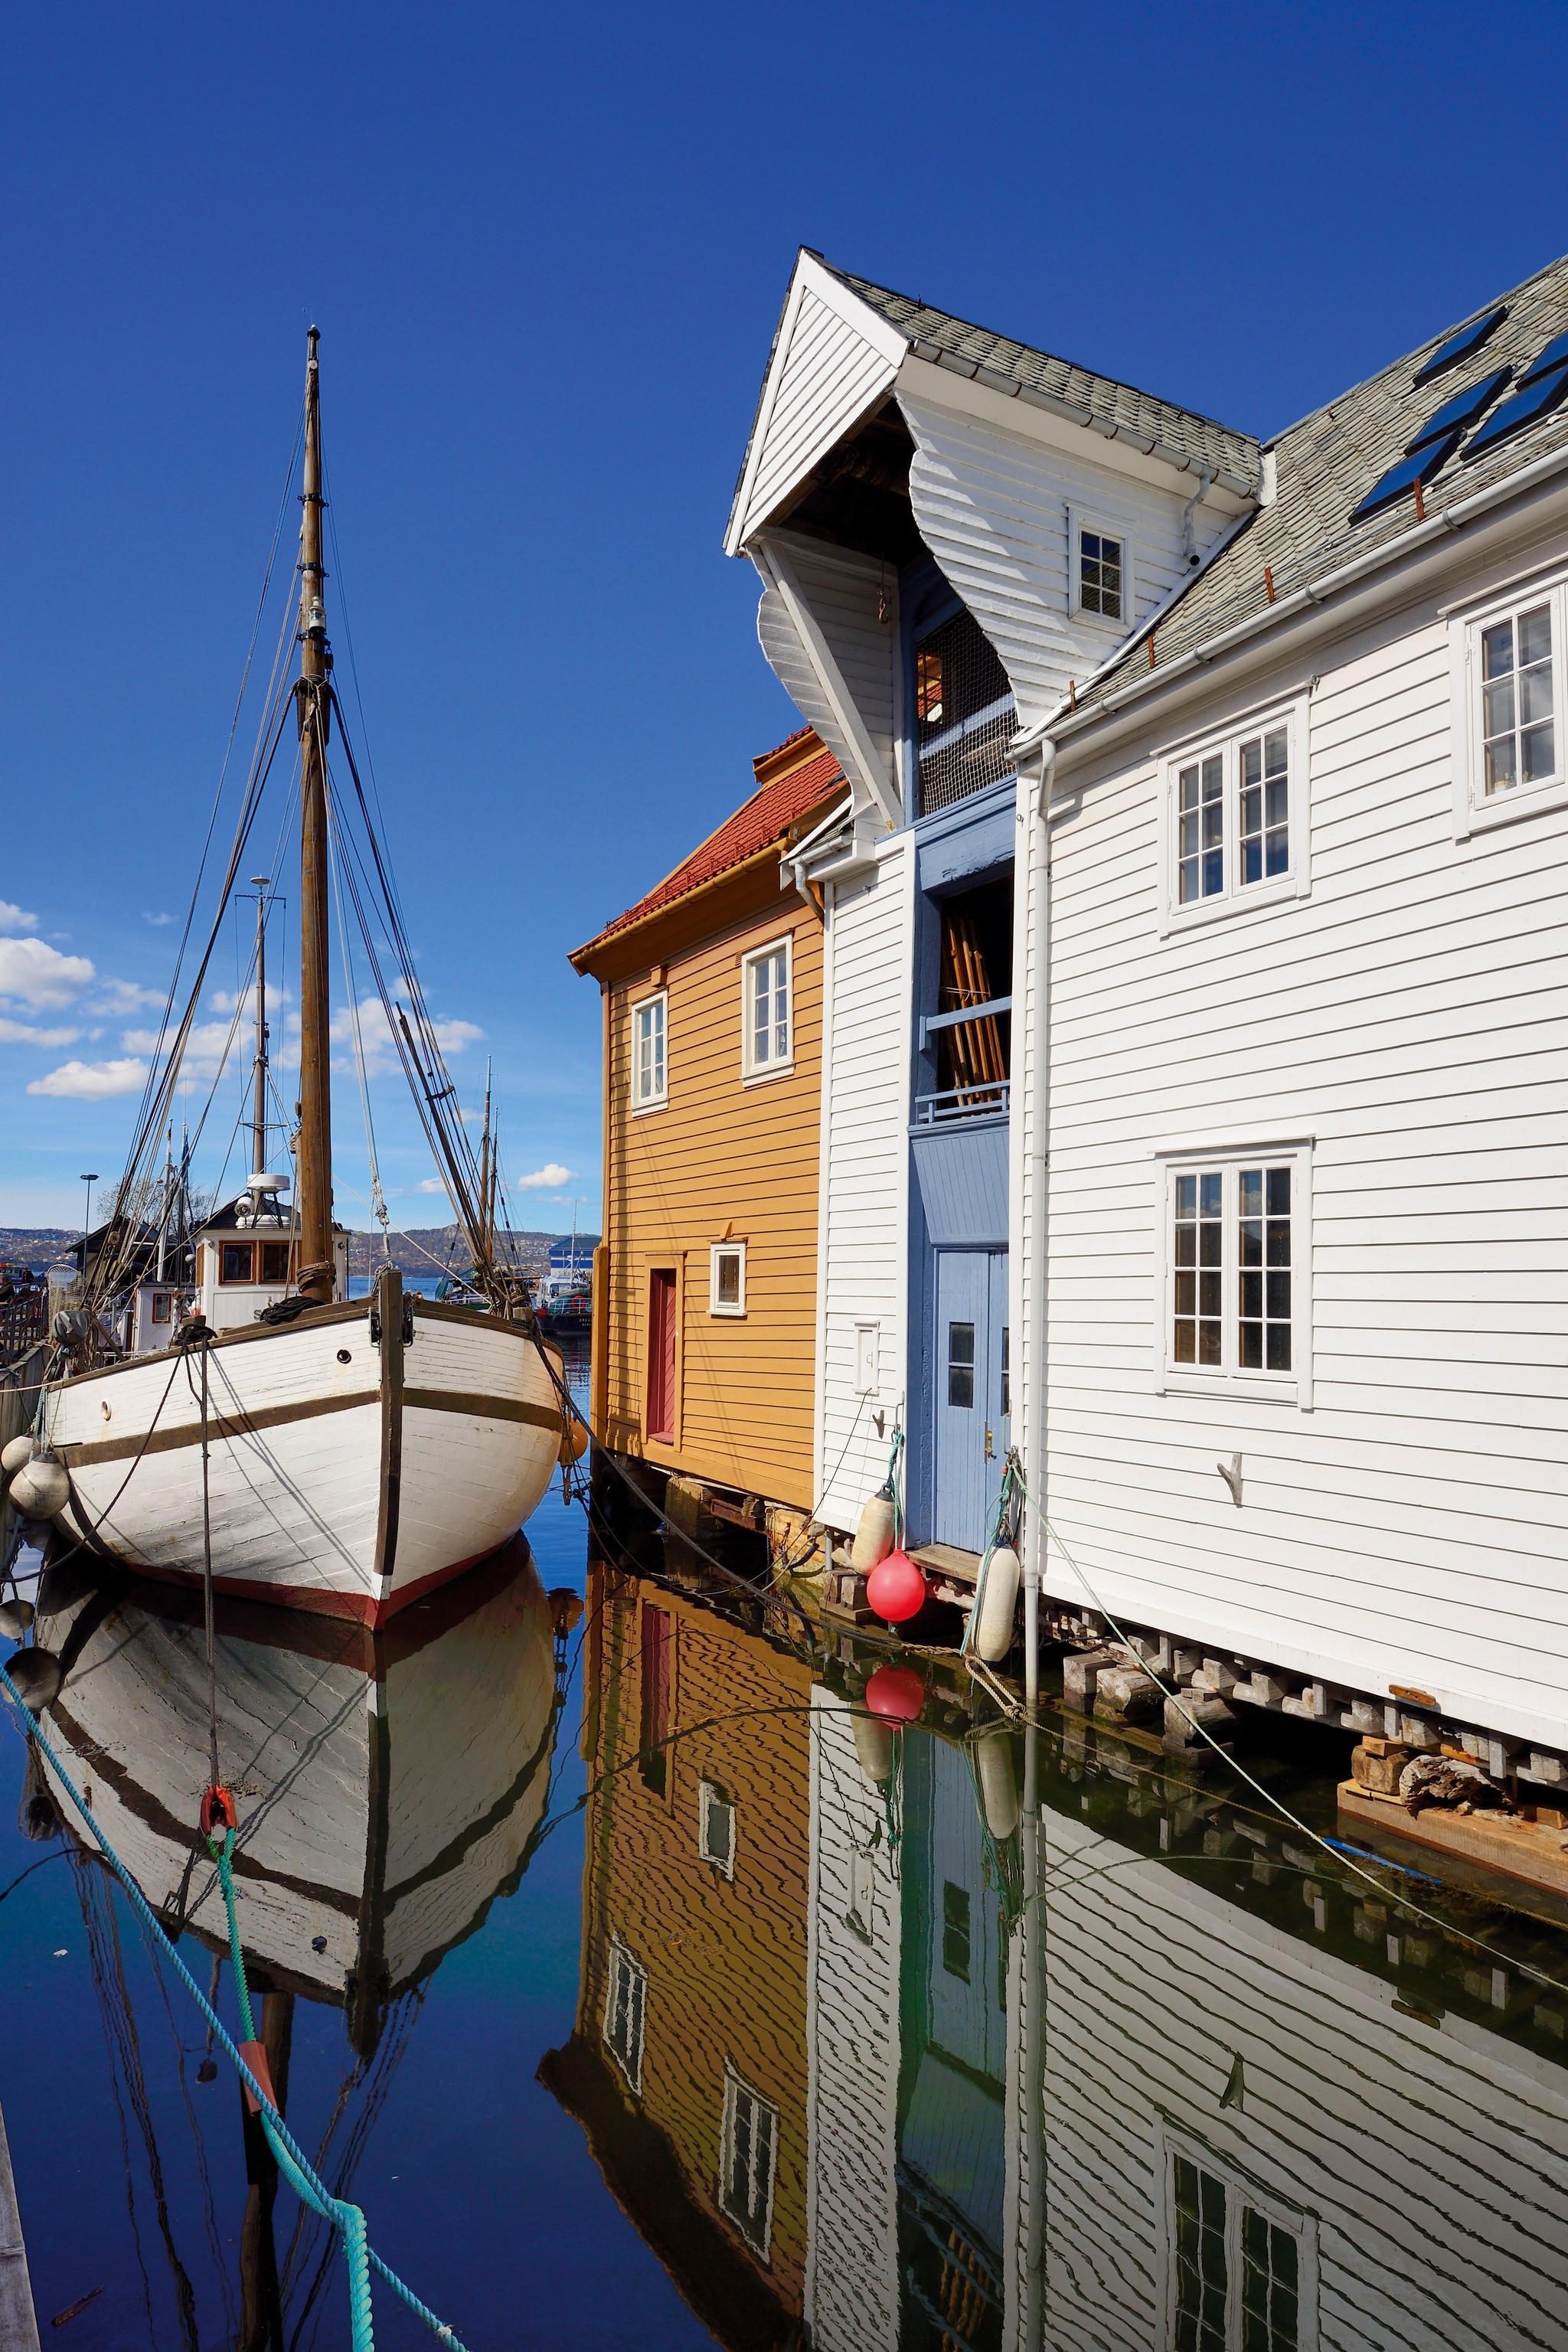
[1154,1139,1314,1409]
[708,1241,746,1317]
[630,989,668,1113]
[603,1934,648,2094]
[854,1321,880,1394]
[1069,503,1136,630]
[1449,569,1568,839]
[719,2062,779,2262]
[1158,701,1308,936]
[1155,2122,1319,2352]
[698,1778,737,1878]
[741,936,794,1081]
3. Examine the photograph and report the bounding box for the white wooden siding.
[900,389,1231,730]
[816,839,912,1533]
[1043,606,1568,1745]
[805,1689,902,2352]
[730,264,905,554]
[756,531,901,815]
[1040,1809,1568,2350]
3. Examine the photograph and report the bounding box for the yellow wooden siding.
[603,900,822,1510]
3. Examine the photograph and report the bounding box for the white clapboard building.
[729,249,1568,1779]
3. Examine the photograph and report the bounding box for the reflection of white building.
[1037,1805,1568,2352]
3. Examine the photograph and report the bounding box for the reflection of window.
[1170,1160,1296,1380]
[916,645,944,724]
[1080,528,1123,619]
[603,1937,647,2094]
[220,1243,253,1283]
[699,1779,736,1877]
[709,1243,746,1317]
[632,991,668,1109]
[639,1602,671,1795]
[942,1882,971,1981]
[947,1322,975,1409]
[1169,2148,1305,2351]
[260,1242,291,1283]
[720,2066,779,2260]
[743,939,792,1076]
[1000,1326,1011,1419]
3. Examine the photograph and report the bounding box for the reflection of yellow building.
[540,1554,814,2347]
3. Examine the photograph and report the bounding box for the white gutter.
[1050,430,1568,739]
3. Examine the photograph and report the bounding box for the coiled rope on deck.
[0,1659,469,2352]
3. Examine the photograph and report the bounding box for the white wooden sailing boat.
[25,331,570,1624]
[31,1538,557,2044]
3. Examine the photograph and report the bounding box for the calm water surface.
[4,1387,1568,2350]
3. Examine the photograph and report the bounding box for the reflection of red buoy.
[864,1663,925,1724]
[866,1548,926,1625]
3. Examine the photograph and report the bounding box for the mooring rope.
[0,1659,468,2350]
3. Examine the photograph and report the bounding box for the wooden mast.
[295,328,335,1301]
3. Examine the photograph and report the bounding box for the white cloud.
[328,997,482,1080]
[210,980,292,1014]
[416,1178,450,1194]
[0,902,38,934]
[123,1017,244,1085]
[0,1018,82,1047]
[90,978,164,1016]
[515,1163,574,1190]
[27,1057,149,1100]
[0,937,95,1010]
[142,911,175,926]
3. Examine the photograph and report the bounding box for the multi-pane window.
[699,1779,736,1877]
[1080,528,1123,619]
[1170,1161,1297,1381]
[603,1938,647,2094]
[1171,2153,1302,2352]
[720,2068,779,2259]
[1481,600,1554,792]
[1170,719,1295,920]
[948,1321,975,1408]
[1239,1168,1292,1371]
[632,991,667,1108]
[743,942,791,1074]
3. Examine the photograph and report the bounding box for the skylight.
[1406,368,1512,452]
[1348,431,1463,525]
[1517,330,1568,390]
[1462,363,1568,461]
[1413,306,1508,385]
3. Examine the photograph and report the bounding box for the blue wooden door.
[934,1251,1008,1549]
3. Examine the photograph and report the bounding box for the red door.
[646,1268,677,1442]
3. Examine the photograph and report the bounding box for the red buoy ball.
[864,1663,926,1725]
[865,1548,926,1625]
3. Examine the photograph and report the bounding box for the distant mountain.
[0,1225,599,1279]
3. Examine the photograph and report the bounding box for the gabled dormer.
[727,252,1262,841]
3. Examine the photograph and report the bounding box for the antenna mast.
[295,328,335,1301]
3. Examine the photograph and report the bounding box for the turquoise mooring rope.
[0,1659,467,2352]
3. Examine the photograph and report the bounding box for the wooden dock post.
[0,2096,39,2352]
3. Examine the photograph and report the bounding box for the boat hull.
[41,1294,565,1624]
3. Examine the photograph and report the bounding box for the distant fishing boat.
[18,332,571,1623]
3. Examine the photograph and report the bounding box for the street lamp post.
[80,1173,99,1246]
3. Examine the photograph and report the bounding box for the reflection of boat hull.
[34,1537,557,2020]
[42,1295,565,1625]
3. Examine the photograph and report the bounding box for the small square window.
[709,1243,746,1317]
[631,991,668,1109]
[742,939,792,1077]
[1080,528,1123,620]
[699,1779,736,1877]
[220,1243,254,1284]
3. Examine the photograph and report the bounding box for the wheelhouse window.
[1168,715,1297,925]
[742,940,791,1076]
[631,990,667,1109]
[150,1292,172,1324]
[720,2066,779,2259]
[913,606,1015,815]
[1165,1152,1307,1394]
[1080,528,1123,619]
[260,1242,291,1284]
[220,1242,254,1284]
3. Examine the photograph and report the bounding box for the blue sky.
[5,1,1568,1235]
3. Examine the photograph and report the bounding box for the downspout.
[1018,737,1055,1716]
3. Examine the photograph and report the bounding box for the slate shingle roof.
[828,265,1262,495]
[573,742,845,959]
[1082,251,1568,714]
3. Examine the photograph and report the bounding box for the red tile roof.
[580,741,845,952]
